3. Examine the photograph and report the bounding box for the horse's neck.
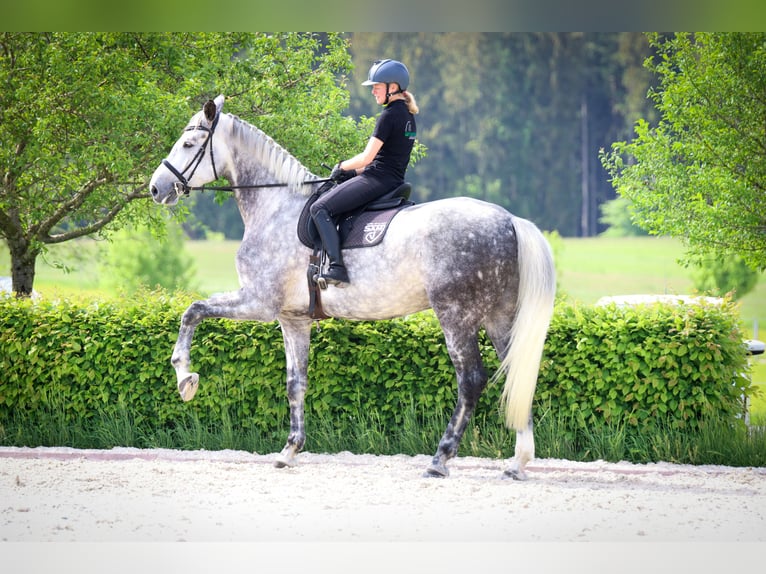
[226,115,316,190]
[234,187,304,232]
[224,116,315,232]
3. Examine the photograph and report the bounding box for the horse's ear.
[203,99,217,122]
[203,95,225,122]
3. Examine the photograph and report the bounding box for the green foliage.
[99,220,196,294]
[691,254,759,301]
[0,33,194,245]
[538,299,750,435]
[214,33,366,175]
[601,32,766,271]
[0,293,750,455]
[598,196,648,237]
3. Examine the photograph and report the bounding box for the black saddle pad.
[338,208,407,249]
[297,186,329,249]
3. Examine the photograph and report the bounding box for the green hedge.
[538,301,750,430]
[0,292,751,440]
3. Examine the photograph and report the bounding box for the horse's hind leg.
[425,329,487,478]
[503,415,535,481]
[486,323,534,481]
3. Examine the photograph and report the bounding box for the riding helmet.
[362,59,410,91]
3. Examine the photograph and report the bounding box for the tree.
[598,197,648,237]
[691,254,758,300]
[601,33,766,270]
[1,33,186,296]
[99,220,196,294]
[0,32,361,296]
[347,33,655,235]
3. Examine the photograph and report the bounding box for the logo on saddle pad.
[340,209,404,249]
[362,221,387,245]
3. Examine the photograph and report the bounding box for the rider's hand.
[330,163,355,184]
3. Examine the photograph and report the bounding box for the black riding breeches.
[310,173,400,219]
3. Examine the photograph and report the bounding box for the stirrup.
[313,273,328,290]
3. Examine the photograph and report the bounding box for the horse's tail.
[497,216,556,431]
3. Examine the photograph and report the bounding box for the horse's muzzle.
[149,182,185,205]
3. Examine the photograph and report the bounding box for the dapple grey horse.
[149,95,555,479]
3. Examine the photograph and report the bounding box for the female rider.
[310,59,419,286]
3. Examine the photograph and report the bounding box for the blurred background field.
[7,235,762,330]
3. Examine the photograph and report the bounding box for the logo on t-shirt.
[404,120,416,140]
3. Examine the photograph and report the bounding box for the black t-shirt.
[365,99,416,182]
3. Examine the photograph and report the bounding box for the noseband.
[162,111,221,197]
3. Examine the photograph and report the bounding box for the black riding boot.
[311,208,349,285]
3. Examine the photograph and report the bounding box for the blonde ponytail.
[403,91,419,114]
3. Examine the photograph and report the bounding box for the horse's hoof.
[274,455,296,469]
[502,468,528,481]
[178,373,199,402]
[274,445,298,469]
[423,464,449,478]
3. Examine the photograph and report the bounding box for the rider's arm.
[339,136,384,174]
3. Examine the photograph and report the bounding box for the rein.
[161,110,331,197]
[184,179,333,194]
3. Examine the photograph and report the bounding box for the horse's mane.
[227,113,316,196]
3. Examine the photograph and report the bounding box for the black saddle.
[363,182,412,211]
[297,182,413,250]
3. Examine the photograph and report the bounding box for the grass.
[557,236,696,301]
[3,399,765,467]
[8,235,763,326]
[0,238,243,301]
[555,236,766,337]
[7,235,765,328]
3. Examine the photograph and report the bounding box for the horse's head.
[149,95,226,206]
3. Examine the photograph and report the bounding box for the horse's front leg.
[170,291,272,402]
[171,300,209,401]
[274,318,312,469]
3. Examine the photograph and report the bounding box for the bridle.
[161,110,331,198]
[161,111,222,197]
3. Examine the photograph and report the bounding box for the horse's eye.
[183,141,194,148]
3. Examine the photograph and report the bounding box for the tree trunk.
[580,94,591,237]
[7,237,39,297]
